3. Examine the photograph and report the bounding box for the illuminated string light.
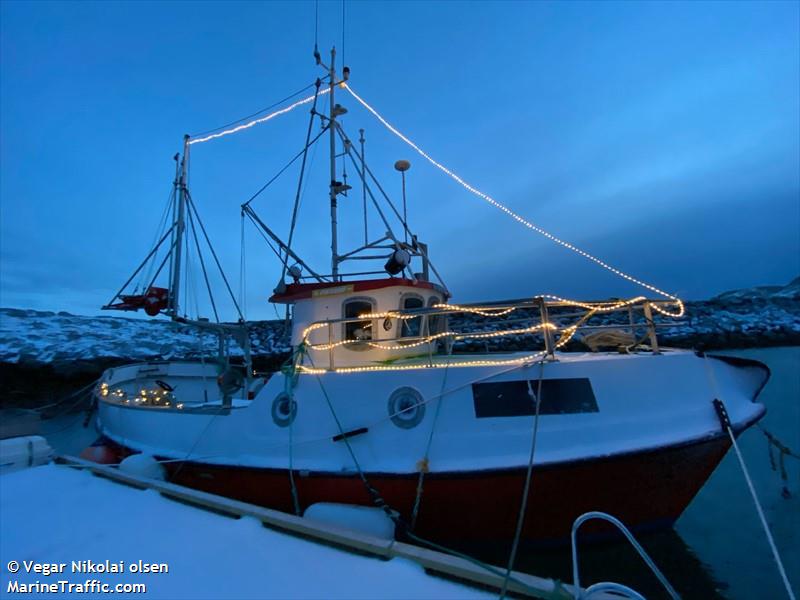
[343,83,684,318]
[539,295,649,313]
[432,303,518,317]
[306,323,556,352]
[297,324,580,375]
[188,88,332,145]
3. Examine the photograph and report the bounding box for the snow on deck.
[0,465,489,599]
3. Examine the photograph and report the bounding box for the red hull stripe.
[269,277,447,303]
[91,434,732,544]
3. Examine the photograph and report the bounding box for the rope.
[500,359,545,598]
[704,355,796,600]
[409,356,451,531]
[285,346,304,516]
[283,82,322,281]
[301,352,566,598]
[34,379,99,414]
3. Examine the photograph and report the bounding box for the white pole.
[328,47,339,281]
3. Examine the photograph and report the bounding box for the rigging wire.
[138,186,175,292]
[245,211,283,262]
[187,203,220,323]
[283,82,323,280]
[180,71,683,318]
[186,192,245,322]
[239,213,247,320]
[189,88,331,145]
[341,0,346,67]
[189,82,317,138]
[242,126,329,208]
[342,83,685,317]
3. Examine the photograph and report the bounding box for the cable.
[342,83,684,318]
[242,126,328,208]
[189,88,331,145]
[705,356,796,600]
[500,360,545,598]
[190,83,316,138]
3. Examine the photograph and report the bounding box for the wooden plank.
[56,455,602,599]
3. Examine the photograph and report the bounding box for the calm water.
[505,346,800,599]
[41,347,799,599]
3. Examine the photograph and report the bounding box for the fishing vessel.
[84,48,769,545]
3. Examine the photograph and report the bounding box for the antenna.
[394,159,411,243]
[359,128,367,245]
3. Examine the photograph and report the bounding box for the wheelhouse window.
[427,295,446,336]
[343,298,375,342]
[400,294,424,338]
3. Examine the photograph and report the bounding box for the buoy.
[304,502,396,540]
[79,444,120,465]
[119,453,166,481]
[0,436,53,475]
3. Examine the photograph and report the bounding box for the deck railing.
[299,296,683,371]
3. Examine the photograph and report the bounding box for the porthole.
[388,387,426,429]
[272,393,297,428]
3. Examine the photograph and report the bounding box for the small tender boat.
[85,48,768,545]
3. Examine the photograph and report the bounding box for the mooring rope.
[704,355,796,600]
[500,359,546,599]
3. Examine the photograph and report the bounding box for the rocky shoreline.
[1,278,797,407]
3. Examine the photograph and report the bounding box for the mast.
[170,134,190,316]
[328,47,339,281]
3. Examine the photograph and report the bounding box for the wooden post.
[328,322,335,371]
[643,302,660,355]
[539,298,555,359]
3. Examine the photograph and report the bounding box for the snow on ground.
[0,309,289,364]
[0,464,490,599]
[0,278,798,364]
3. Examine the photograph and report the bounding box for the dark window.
[343,299,374,341]
[400,295,424,338]
[427,295,446,336]
[472,378,598,418]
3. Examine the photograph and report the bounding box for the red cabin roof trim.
[269,278,449,303]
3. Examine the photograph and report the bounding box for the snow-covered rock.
[0,278,798,366]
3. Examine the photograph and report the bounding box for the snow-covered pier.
[0,455,595,599]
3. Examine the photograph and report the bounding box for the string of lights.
[188,88,331,145]
[295,291,680,374]
[297,323,581,375]
[305,322,556,352]
[342,83,684,318]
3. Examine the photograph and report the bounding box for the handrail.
[298,296,674,368]
[303,296,678,329]
[570,511,679,600]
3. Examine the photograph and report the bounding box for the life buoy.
[144,287,168,316]
[217,369,244,396]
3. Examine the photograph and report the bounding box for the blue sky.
[1,1,798,320]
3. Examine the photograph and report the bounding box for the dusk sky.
[1,1,798,320]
